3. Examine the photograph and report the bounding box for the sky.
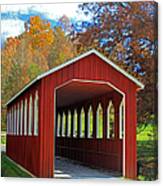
[1,2,91,44]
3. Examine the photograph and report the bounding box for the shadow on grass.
[1,152,32,177]
[137,140,158,181]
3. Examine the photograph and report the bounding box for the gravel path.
[54,156,122,179]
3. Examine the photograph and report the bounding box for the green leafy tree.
[48,27,76,68]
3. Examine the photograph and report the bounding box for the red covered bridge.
[6,49,144,179]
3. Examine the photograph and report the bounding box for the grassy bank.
[137,124,158,180]
[1,152,32,177]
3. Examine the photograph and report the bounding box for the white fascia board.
[6,49,144,106]
[6,77,39,106]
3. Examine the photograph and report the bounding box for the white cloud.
[29,3,80,19]
[1,4,32,14]
[1,3,92,42]
[1,19,25,40]
[2,3,82,19]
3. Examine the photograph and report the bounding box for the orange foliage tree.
[1,16,76,130]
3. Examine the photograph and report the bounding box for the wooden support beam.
[84,106,89,138]
[55,111,58,137]
[70,109,74,138]
[113,93,122,139]
[65,110,68,137]
[59,112,63,137]
[77,107,81,138]
[125,90,137,179]
[114,105,120,139]
[92,102,98,139]
[103,106,107,139]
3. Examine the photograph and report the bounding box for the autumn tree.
[2,16,52,101]
[48,27,76,68]
[71,2,158,126]
[25,16,54,58]
[1,37,20,130]
[1,16,76,130]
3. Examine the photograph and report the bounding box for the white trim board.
[6,49,144,106]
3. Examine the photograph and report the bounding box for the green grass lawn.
[1,152,32,177]
[136,124,158,181]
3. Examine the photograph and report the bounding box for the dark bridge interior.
[55,80,123,173]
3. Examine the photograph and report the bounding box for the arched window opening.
[67,111,71,137]
[17,103,19,135]
[28,96,33,136]
[9,109,12,134]
[14,105,16,135]
[15,105,17,135]
[119,100,124,139]
[9,111,11,135]
[7,110,11,134]
[59,113,63,136]
[19,101,23,135]
[18,103,21,135]
[107,101,115,139]
[9,110,11,135]
[11,107,13,135]
[13,105,15,135]
[88,106,93,138]
[13,106,14,135]
[73,109,78,137]
[62,112,66,137]
[13,106,15,135]
[80,107,85,138]
[11,106,14,135]
[96,103,103,139]
[7,111,9,135]
[57,113,61,137]
[34,91,39,136]
[24,99,27,135]
[14,105,17,135]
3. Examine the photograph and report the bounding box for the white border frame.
[54,78,126,177]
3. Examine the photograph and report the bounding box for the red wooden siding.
[6,52,140,179]
[6,82,41,177]
[56,138,122,171]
